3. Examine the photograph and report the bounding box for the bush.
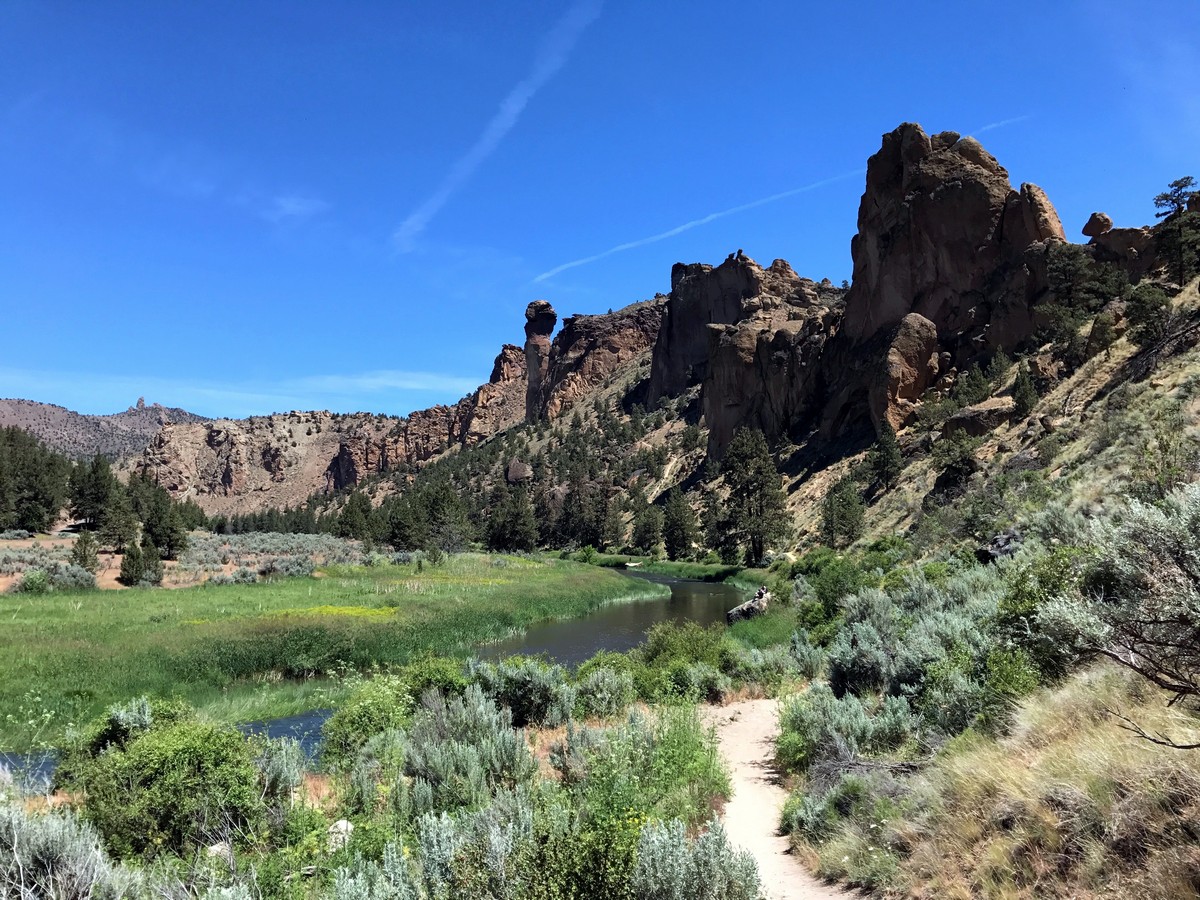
[469,657,576,727]
[0,803,141,900]
[405,686,537,816]
[13,568,49,594]
[575,666,636,719]
[322,676,414,766]
[631,818,760,900]
[777,684,915,774]
[71,720,264,858]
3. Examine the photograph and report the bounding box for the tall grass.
[0,554,667,748]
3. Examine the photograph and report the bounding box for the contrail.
[393,0,602,251]
[969,115,1030,136]
[532,169,864,283]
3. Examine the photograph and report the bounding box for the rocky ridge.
[0,397,207,461]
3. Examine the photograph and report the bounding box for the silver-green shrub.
[0,802,142,900]
[468,658,577,727]
[631,817,760,900]
[575,666,635,719]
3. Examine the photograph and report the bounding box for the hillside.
[0,397,207,461]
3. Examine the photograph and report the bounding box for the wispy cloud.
[532,169,864,283]
[0,367,481,420]
[968,115,1031,137]
[259,193,331,224]
[393,0,603,252]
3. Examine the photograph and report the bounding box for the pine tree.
[119,542,144,586]
[334,491,374,542]
[722,428,789,565]
[869,423,903,489]
[662,489,697,561]
[821,476,865,548]
[141,537,164,586]
[1012,363,1038,418]
[70,530,100,574]
[99,493,138,552]
[69,454,116,529]
[631,505,663,556]
[1154,176,1199,286]
[507,485,539,553]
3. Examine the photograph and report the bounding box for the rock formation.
[0,397,207,461]
[1083,211,1114,237]
[524,300,557,423]
[868,313,941,433]
[819,123,1065,439]
[543,300,665,419]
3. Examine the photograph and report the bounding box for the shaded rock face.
[841,124,1062,350]
[868,313,941,433]
[701,263,845,452]
[648,255,781,404]
[820,122,1065,440]
[942,396,1016,438]
[544,300,665,419]
[1091,226,1158,281]
[524,300,558,423]
[462,345,527,445]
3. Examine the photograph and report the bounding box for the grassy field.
[0,553,668,749]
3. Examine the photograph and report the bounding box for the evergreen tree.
[662,488,697,561]
[952,363,990,407]
[601,495,625,551]
[821,476,865,548]
[99,493,138,552]
[118,542,144,586]
[869,423,903,489]
[722,427,789,565]
[1012,363,1039,418]
[506,485,539,553]
[140,536,164,586]
[1154,176,1199,286]
[631,504,663,556]
[69,454,115,529]
[1126,282,1172,347]
[70,530,100,574]
[335,491,374,542]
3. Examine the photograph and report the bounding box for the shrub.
[777,684,915,774]
[72,720,264,858]
[469,657,577,727]
[0,803,141,900]
[322,676,414,766]
[575,666,636,719]
[404,686,536,817]
[631,818,760,900]
[13,568,49,594]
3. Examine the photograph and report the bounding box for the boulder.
[328,819,354,852]
[505,458,534,485]
[1082,211,1114,238]
[726,586,771,624]
[976,528,1023,564]
[869,313,941,433]
[943,396,1016,438]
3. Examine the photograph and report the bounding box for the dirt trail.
[704,698,850,900]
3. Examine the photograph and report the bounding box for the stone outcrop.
[819,123,1065,440]
[700,260,845,452]
[134,297,664,514]
[543,300,665,419]
[0,397,207,461]
[942,396,1016,437]
[1091,226,1157,280]
[647,254,792,404]
[869,313,941,433]
[1083,211,1114,237]
[524,301,557,422]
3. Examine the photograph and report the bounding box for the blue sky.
[2,0,1198,418]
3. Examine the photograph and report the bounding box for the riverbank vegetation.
[0,554,669,749]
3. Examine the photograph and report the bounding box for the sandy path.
[704,699,850,900]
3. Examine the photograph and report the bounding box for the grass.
[0,553,668,749]
[796,664,1200,898]
[578,551,746,583]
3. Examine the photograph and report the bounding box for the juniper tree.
[1154,176,1199,287]
[1012,363,1038,418]
[869,423,902,489]
[662,488,697,561]
[722,427,789,564]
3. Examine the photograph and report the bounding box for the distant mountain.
[0,397,208,461]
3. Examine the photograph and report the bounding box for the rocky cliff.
[641,122,1072,454]
[135,298,664,514]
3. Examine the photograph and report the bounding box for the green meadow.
[0,553,668,749]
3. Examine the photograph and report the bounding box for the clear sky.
[2,1,1198,418]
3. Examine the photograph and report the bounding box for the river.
[1,572,743,777]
